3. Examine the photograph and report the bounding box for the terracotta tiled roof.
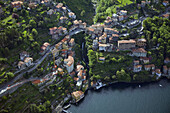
[155,69,161,74]
[64,56,74,67]
[134,65,142,68]
[74,77,79,81]
[18,61,25,66]
[24,57,33,63]
[118,39,136,44]
[132,48,147,53]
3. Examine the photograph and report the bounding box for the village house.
[28,3,37,9]
[41,0,50,5]
[132,48,147,57]
[60,16,68,23]
[62,7,67,13]
[162,14,169,19]
[140,57,149,63]
[77,70,83,79]
[62,27,68,34]
[11,1,23,10]
[99,57,105,62]
[86,27,95,36]
[136,38,146,47]
[20,51,29,61]
[144,64,155,71]
[112,13,118,19]
[99,44,111,52]
[49,27,58,35]
[74,77,80,82]
[164,57,170,64]
[73,20,86,29]
[104,28,119,35]
[24,57,33,67]
[56,3,63,11]
[168,68,170,76]
[133,65,142,72]
[104,19,112,26]
[99,35,107,44]
[80,21,86,28]
[18,61,26,70]
[32,79,46,86]
[155,69,162,77]
[163,1,169,6]
[87,24,104,36]
[69,38,75,47]
[134,60,139,65]
[163,65,168,75]
[118,39,136,50]
[82,75,86,81]
[119,10,127,16]
[64,56,74,73]
[76,64,84,72]
[40,42,50,55]
[68,12,76,19]
[92,39,99,50]
[58,68,64,75]
[71,91,84,103]
[55,42,62,50]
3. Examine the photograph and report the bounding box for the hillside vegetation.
[57,0,94,24]
[94,0,135,23]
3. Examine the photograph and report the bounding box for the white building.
[133,65,142,72]
[99,44,110,51]
[64,56,74,73]
[132,48,147,57]
[68,12,76,19]
[24,57,33,67]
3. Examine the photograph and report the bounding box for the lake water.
[69,79,170,113]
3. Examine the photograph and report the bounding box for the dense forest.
[143,16,170,67]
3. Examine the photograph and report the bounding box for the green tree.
[6,72,14,79]
[29,19,36,28]
[112,75,116,80]
[80,10,85,17]
[116,69,131,82]
[104,76,110,81]
[31,28,38,37]
[13,8,17,13]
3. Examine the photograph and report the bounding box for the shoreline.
[67,77,169,105]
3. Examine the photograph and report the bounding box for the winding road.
[0,28,85,97]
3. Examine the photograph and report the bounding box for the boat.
[159,84,162,87]
[96,82,103,90]
[139,85,141,88]
[63,104,71,109]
